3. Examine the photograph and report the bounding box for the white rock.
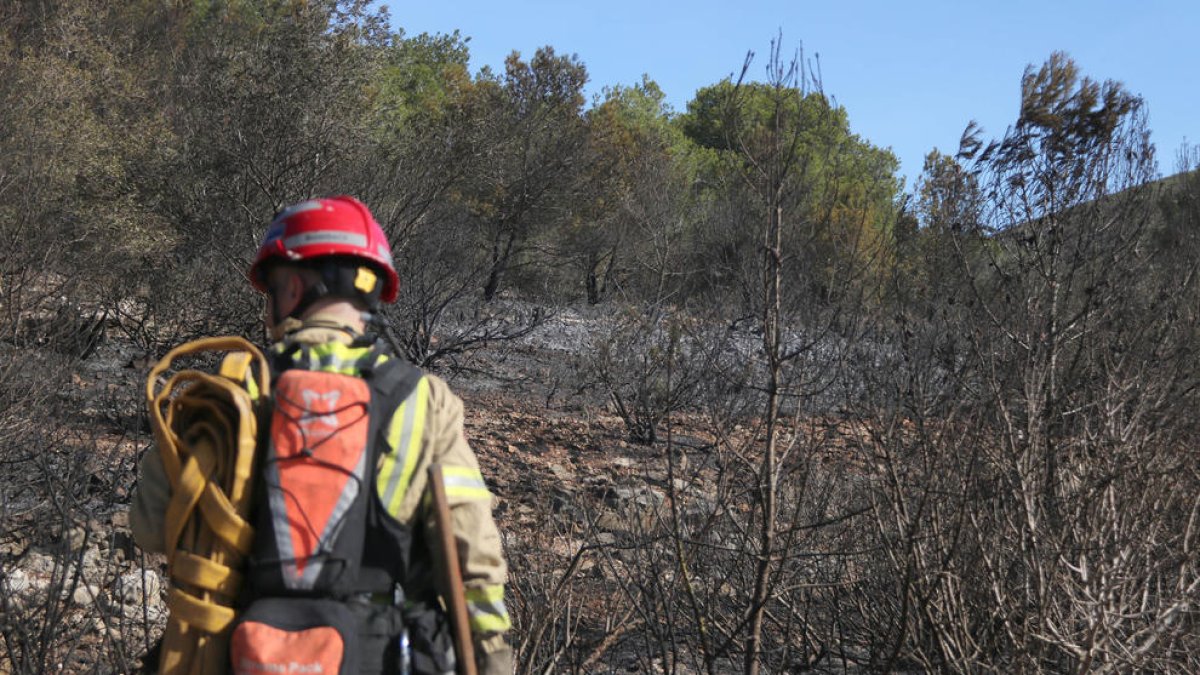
[25,573,50,596]
[115,569,162,607]
[3,568,29,594]
[71,526,90,551]
[72,583,99,607]
[80,547,106,583]
[548,538,585,558]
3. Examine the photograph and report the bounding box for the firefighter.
[131,196,513,674]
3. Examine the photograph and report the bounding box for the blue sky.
[383,1,1198,190]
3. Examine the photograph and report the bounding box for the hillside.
[3,4,1199,673]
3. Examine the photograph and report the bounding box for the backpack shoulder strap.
[359,342,424,453]
[361,347,425,514]
[358,340,423,404]
[370,357,422,401]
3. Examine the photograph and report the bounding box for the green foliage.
[677,78,902,309]
[914,150,981,232]
[590,78,680,174]
[459,47,593,301]
[0,3,906,324]
[551,79,708,304]
[372,30,472,133]
[681,79,834,153]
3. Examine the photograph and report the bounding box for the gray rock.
[547,463,574,481]
[609,485,665,509]
[66,526,88,552]
[24,573,50,597]
[595,511,627,533]
[110,509,130,529]
[80,547,105,583]
[120,596,168,622]
[115,569,162,607]
[26,551,56,574]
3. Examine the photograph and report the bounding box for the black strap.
[368,356,423,400]
[363,354,424,467]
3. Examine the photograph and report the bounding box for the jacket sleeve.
[129,446,170,554]
[420,376,513,653]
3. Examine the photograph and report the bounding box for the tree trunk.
[483,229,516,302]
[585,251,600,305]
[745,203,783,675]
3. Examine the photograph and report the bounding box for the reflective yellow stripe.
[465,585,505,603]
[442,465,492,502]
[465,585,511,634]
[470,613,512,634]
[376,377,429,516]
[288,342,387,375]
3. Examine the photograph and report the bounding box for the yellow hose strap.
[173,551,243,596]
[198,481,254,554]
[148,336,270,403]
[167,587,236,634]
[218,351,253,384]
[164,455,208,561]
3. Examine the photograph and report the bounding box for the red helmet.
[249,195,399,303]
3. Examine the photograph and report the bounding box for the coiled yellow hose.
[146,337,269,675]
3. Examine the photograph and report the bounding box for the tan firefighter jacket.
[130,317,511,658]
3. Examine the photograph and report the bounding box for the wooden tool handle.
[428,464,478,675]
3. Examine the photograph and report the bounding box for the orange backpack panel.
[262,370,372,591]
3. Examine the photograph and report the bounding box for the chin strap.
[271,316,367,344]
[268,317,303,343]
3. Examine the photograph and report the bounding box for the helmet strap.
[288,282,328,321]
[266,278,288,327]
[268,316,303,343]
[311,259,383,312]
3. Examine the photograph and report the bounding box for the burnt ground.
[1,304,753,674]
